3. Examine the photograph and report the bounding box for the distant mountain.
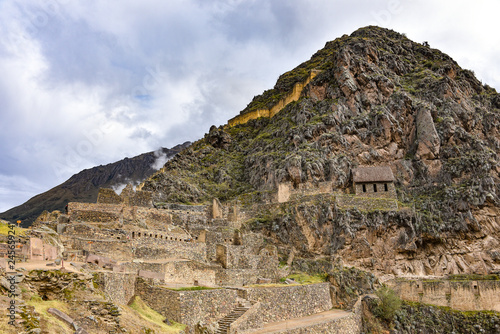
[0,142,191,226]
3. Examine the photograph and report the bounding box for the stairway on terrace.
[215,299,252,334]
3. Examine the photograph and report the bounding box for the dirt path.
[247,309,351,333]
[10,260,83,273]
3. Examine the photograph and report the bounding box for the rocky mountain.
[0,142,190,226]
[140,26,500,276]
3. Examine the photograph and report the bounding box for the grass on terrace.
[128,296,186,333]
[0,220,26,236]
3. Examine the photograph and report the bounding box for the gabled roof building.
[352,166,396,199]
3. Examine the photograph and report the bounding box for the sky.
[0,0,499,212]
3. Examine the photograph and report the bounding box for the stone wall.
[29,237,58,261]
[125,259,275,287]
[68,202,172,225]
[179,288,238,332]
[163,261,217,286]
[135,278,239,333]
[214,268,277,286]
[336,194,398,211]
[353,181,396,199]
[69,238,133,260]
[135,278,182,322]
[97,186,153,207]
[96,188,122,204]
[95,272,136,305]
[390,279,500,311]
[216,244,278,270]
[245,297,363,334]
[244,283,333,324]
[134,240,207,263]
[205,230,238,262]
[65,231,207,262]
[157,203,209,227]
[131,229,190,242]
[63,223,128,240]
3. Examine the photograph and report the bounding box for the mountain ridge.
[0,142,191,226]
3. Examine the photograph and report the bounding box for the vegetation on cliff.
[363,296,500,334]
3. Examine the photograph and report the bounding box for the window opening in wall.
[384,183,388,192]
[155,234,157,238]
[138,233,141,237]
[373,184,377,192]
[362,184,366,192]
[132,232,135,239]
[150,234,152,237]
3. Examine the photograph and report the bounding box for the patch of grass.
[280,272,328,284]
[27,297,72,333]
[167,286,215,291]
[128,296,186,333]
[0,220,26,236]
[447,274,499,281]
[248,282,301,288]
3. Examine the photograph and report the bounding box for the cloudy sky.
[0,0,499,212]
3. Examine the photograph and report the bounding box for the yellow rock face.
[227,70,320,127]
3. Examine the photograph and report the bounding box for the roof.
[352,166,395,183]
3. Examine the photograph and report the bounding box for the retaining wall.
[135,278,239,333]
[244,283,333,324]
[336,194,398,211]
[248,297,363,334]
[68,202,172,225]
[96,272,137,305]
[390,279,500,311]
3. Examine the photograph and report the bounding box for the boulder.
[415,105,440,159]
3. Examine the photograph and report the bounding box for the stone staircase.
[215,299,252,334]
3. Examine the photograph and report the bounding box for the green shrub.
[373,286,402,321]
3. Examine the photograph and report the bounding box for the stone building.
[352,166,396,199]
[96,184,153,207]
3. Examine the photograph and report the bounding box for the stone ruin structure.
[0,184,368,333]
[50,185,280,288]
[97,184,153,207]
[275,165,399,211]
[352,166,396,198]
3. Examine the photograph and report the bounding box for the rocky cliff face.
[133,27,500,276]
[0,142,190,226]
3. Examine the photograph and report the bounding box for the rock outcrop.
[139,26,500,277]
